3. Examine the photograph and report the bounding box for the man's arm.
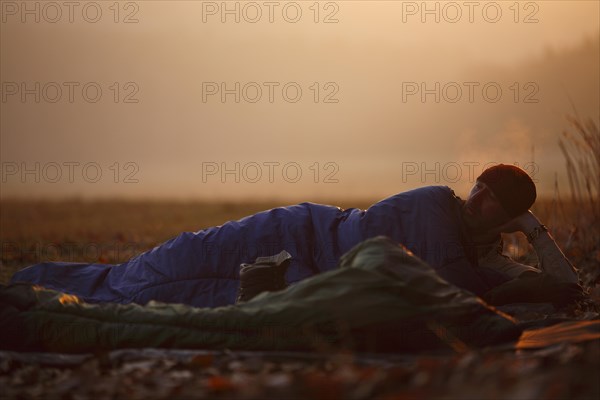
[526,225,579,283]
[478,242,540,279]
[479,212,584,307]
[492,211,579,284]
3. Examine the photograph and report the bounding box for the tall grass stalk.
[556,114,600,286]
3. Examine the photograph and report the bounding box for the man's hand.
[471,211,542,244]
[487,210,580,285]
[491,210,542,236]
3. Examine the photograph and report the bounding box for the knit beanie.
[476,164,537,217]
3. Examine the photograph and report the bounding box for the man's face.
[462,180,512,231]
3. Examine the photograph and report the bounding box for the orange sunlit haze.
[1,1,599,201]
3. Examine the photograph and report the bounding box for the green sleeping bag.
[0,237,521,353]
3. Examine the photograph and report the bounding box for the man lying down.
[9,164,583,309]
[1,165,587,353]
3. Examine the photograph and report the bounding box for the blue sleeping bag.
[10,186,510,307]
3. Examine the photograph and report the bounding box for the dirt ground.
[1,340,599,400]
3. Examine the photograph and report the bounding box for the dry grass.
[555,115,600,288]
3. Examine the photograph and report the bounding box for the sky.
[1,0,599,202]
